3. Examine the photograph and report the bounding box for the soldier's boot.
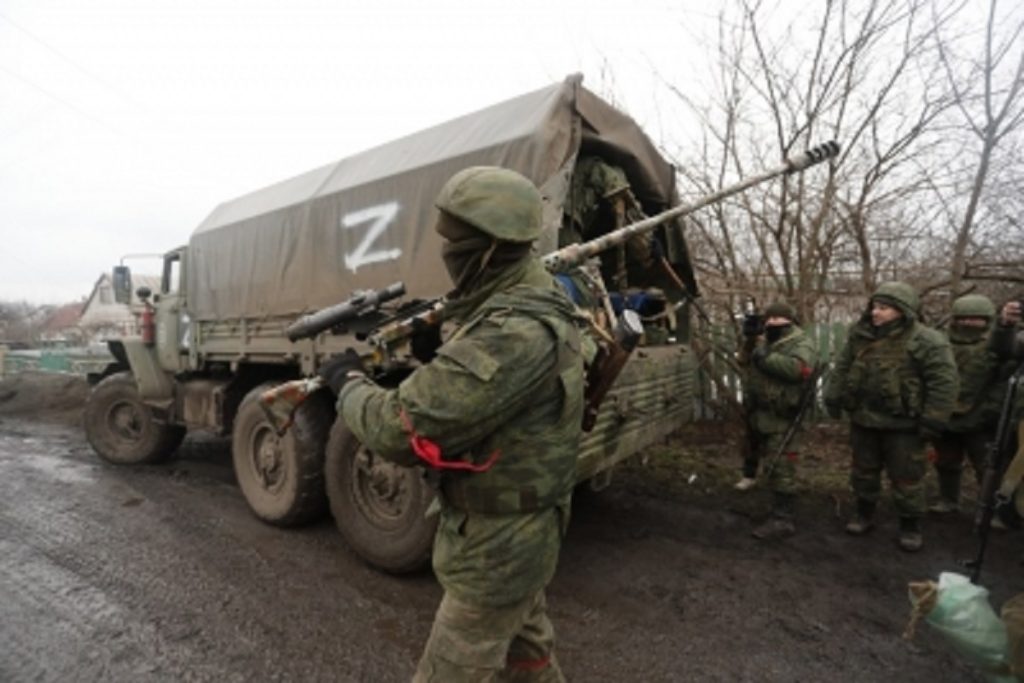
[734,476,757,491]
[845,499,876,536]
[929,471,961,514]
[752,493,796,540]
[899,517,924,552]
[735,458,758,491]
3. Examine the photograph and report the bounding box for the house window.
[99,285,113,304]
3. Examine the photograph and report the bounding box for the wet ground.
[0,372,1019,681]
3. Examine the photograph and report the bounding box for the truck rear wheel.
[325,418,436,574]
[84,371,185,465]
[232,383,332,526]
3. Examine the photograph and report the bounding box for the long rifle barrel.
[542,140,840,274]
[286,282,406,342]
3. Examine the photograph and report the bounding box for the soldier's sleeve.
[917,330,959,425]
[756,336,816,384]
[338,380,419,466]
[339,313,560,467]
[990,323,1024,360]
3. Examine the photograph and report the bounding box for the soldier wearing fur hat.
[737,301,818,539]
[824,282,958,552]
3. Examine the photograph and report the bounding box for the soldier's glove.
[742,314,764,338]
[317,348,365,395]
[410,323,443,364]
[918,417,946,443]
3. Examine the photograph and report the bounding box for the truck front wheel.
[325,418,436,574]
[232,383,332,526]
[84,372,185,465]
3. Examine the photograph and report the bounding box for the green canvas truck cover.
[187,73,696,321]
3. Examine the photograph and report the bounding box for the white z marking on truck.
[341,202,401,272]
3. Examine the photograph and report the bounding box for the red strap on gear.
[799,362,813,380]
[399,409,500,472]
[507,655,551,672]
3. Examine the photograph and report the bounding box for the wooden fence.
[694,322,849,421]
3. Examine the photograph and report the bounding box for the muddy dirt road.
[0,373,1018,681]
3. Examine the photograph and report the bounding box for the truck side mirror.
[112,266,132,305]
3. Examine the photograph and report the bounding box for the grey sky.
[0,0,710,304]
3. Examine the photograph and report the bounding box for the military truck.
[84,74,699,573]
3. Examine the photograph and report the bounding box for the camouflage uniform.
[338,167,584,682]
[930,295,1011,512]
[739,302,817,537]
[824,282,958,550]
[563,156,654,290]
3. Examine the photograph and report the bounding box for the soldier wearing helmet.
[736,300,818,540]
[564,155,657,291]
[321,166,586,681]
[928,294,1014,513]
[824,282,958,552]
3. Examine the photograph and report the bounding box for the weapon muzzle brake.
[785,140,841,174]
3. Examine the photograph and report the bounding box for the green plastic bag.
[908,572,1015,682]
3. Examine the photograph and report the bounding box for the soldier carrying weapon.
[736,301,819,540]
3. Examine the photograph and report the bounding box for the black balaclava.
[765,324,792,343]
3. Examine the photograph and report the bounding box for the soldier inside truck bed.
[556,154,681,344]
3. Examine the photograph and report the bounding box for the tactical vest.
[949,329,1006,432]
[843,321,928,429]
[439,286,585,515]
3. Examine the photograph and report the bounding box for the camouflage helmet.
[951,294,996,319]
[764,300,799,325]
[435,166,542,243]
[871,281,919,318]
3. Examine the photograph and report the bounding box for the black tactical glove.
[410,323,443,364]
[317,348,365,394]
[742,314,764,338]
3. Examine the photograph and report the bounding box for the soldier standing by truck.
[736,302,817,539]
[929,295,1012,513]
[320,167,585,682]
[824,282,958,552]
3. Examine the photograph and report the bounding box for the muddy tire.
[84,372,185,465]
[232,383,333,526]
[325,417,436,574]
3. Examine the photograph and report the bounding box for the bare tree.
[658,0,963,323]
[934,0,1024,295]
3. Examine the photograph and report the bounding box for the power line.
[0,10,139,107]
[0,65,125,141]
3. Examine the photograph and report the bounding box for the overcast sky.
[0,0,717,304]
